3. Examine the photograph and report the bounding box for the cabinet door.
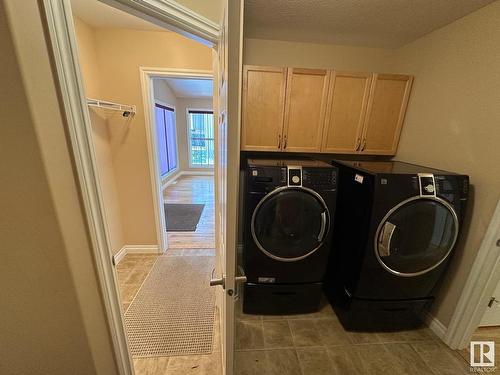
[321,71,372,154]
[361,74,413,155]
[241,65,287,151]
[283,68,330,153]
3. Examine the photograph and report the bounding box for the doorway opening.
[68,0,220,373]
[150,76,216,250]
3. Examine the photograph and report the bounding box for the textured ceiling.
[70,0,165,31]
[244,0,495,48]
[163,78,213,99]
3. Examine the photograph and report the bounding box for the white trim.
[113,246,128,265]
[154,99,175,109]
[423,311,447,340]
[124,244,159,253]
[162,169,182,187]
[162,170,214,190]
[179,170,214,176]
[140,69,168,255]
[113,245,160,265]
[100,0,220,46]
[186,107,215,169]
[445,198,500,349]
[42,1,133,373]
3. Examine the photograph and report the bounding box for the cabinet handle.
[361,138,366,151]
[278,134,282,149]
[283,135,288,149]
[355,138,361,151]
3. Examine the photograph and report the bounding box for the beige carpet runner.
[124,255,215,357]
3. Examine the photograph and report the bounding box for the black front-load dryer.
[325,160,469,331]
[243,159,337,315]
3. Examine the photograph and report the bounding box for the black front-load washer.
[325,160,469,331]
[243,159,338,315]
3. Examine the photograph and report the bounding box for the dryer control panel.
[288,166,302,186]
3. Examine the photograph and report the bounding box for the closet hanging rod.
[87,98,136,117]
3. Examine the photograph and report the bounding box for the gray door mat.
[164,203,205,231]
[124,256,215,357]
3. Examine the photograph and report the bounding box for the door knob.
[210,268,225,288]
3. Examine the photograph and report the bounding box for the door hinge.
[488,297,499,308]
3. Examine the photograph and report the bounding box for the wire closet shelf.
[87,98,136,118]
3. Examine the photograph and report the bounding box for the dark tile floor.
[234,299,471,375]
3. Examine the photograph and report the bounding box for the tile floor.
[116,253,221,375]
[458,326,500,370]
[234,299,473,375]
[117,254,500,374]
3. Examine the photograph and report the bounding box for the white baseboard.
[180,170,214,176]
[125,244,159,254]
[162,170,213,189]
[113,246,128,265]
[423,311,447,340]
[162,169,182,188]
[113,245,160,265]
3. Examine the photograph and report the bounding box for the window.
[188,110,214,167]
[155,104,177,176]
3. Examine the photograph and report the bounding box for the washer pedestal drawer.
[243,282,323,315]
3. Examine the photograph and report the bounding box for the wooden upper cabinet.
[321,72,372,154]
[283,68,330,153]
[241,65,287,151]
[361,74,413,155]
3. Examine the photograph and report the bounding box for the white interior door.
[212,1,244,374]
[480,280,500,326]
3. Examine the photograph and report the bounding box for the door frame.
[41,1,219,374]
[140,67,214,254]
[444,198,500,349]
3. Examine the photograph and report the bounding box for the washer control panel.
[287,166,302,187]
[418,173,436,197]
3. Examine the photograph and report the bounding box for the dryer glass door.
[251,187,329,261]
[375,197,459,277]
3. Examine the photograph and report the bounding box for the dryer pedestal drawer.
[333,296,433,332]
[243,282,323,315]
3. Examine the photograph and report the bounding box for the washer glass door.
[252,187,328,261]
[375,197,459,276]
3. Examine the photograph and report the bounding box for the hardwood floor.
[163,175,215,249]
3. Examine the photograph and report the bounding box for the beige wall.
[244,38,396,72]
[90,110,126,254]
[74,20,213,246]
[75,17,125,255]
[74,17,101,97]
[1,1,118,373]
[391,0,500,327]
